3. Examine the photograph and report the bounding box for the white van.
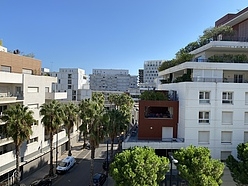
[56,156,76,174]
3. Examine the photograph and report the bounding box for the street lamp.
[168,152,178,186]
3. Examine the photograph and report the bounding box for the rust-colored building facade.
[0,51,41,75]
[138,100,179,140]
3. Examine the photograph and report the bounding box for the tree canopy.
[110,146,169,186]
[174,145,224,186]
[226,142,248,185]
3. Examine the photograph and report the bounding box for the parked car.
[56,156,76,174]
[92,173,107,186]
[30,178,52,186]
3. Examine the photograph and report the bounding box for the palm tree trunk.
[68,129,72,156]
[49,133,54,177]
[14,144,20,186]
[89,147,95,186]
[110,137,114,159]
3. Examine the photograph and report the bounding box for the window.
[244,132,248,142]
[199,111,210,124]
[221,151,231,162]
[28,104,39,109]
[22,69,32,74]
[45,87,49,93]
[27,137,38,144]
[221,131,232,144]
[234,74,243,83]
[222,92,233,104]
[199,91,210,103]
[222,112,233,125]
[245,92,248,105]
[68,79,72,84]
[1,65,11,72]
[28,87,39,93]
[244,112,248,124]
[68,85,71,89]
[198,131,210,144]
[68,74,72,78]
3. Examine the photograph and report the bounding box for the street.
[52,144,111,186]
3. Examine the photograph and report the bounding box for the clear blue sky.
[1,1,247,75]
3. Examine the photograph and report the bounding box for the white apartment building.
[49,68,90,101]
[0,49,74,183]
[156,39,248,160]
[90,69,138,92]
[123,7,248,162]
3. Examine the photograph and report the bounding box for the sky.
[1,1,247,76]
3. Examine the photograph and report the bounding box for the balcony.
[45,92,67,100]
[0,93,23,103]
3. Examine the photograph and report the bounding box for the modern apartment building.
[0,48,73,183]
[123,7,248,161]
[49,68,90,101]
[89,69,138,92]
[139,60,163,89]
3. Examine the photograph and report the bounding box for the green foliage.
[174,145,224,186]
[110,146,169,186]
[158,25,234,72]
[0,40,2,46]
[208,54,248,63]
[226,142,248,185]
[140,90,168,101]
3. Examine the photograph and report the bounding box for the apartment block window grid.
[222,92,233,104]
[199,91,210,104]
[199,111,210,124]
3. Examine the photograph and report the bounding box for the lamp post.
[168,152,178,186]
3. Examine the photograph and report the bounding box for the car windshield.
[58,162,67,167]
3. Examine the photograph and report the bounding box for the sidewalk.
[20,141,85,186]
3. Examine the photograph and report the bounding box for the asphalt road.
[52,145,108,186]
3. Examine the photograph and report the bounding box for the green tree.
[79,92,107,186]
[105,109,128,158]
[226,142,248,185]
[200,25,234,41]
[40,100,64,177]
[62,102,78,156]
[174,145,224,186]
[110,146,169,186]
[1,104,35,185]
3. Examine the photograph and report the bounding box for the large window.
[234,74,243,83]
[145,106,173,119]
[199,111,210,124]
[221,131,232,144]
[222,111,233,125]
[1,65,11,72]
[199,91,210,104]
[198,131,210,144]
[222,92,233,104]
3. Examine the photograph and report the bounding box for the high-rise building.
[89,69,138,92]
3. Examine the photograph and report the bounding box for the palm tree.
[106,109,127,158]
[79,92,106,186]
[1,104,35,185]
[40,100,64,178]
[62,102,78,156]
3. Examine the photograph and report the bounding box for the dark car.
[30,178,52,186]
[92,173,107,186]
